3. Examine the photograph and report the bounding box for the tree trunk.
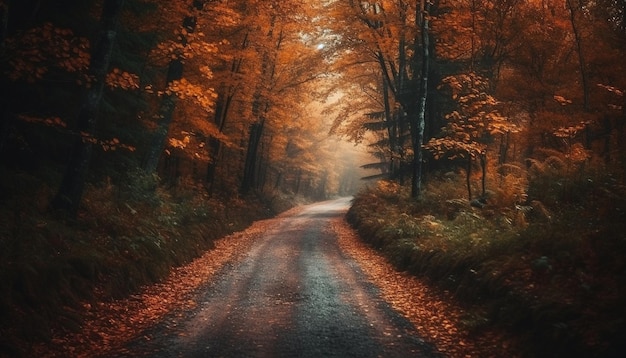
[143,2,204,173]
[0,3,9,156]
[499,132,509,164]
[466,155,472,201]
[566,0,590,111]
[256,134,271,192]
[142,67,180,173]
[205,90,233,192]
[410,0,431,198]
[50,0,125,216]
[0,1,7,52]
[274,171,282,190]
[295,168,302,194]
[480,151,486,198]
[382,76,398,178]
[240,118,265,194]
[206,32,248,191]
[240,17,278,195]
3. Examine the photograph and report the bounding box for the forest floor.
[347,180,626,358]
[29,198,519,358]
[0,168,302,357]
[3,167,625,357]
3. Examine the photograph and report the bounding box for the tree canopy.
[0,0,624,211]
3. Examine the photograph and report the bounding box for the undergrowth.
[0,168,292,357]
[347,172,626,357]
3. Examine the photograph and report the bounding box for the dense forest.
[332,0,626,356]
[1,0,625,356]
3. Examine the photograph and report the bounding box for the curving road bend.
[108,197,438,358]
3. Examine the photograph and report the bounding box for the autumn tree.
[498,0,626,163]
[424,0,626,207]
[141,0,218,175]
[50,0,125,215]
[425,72,518,200]
[1,1,94,162]
[238,0,327,195]
[203,12,247,192]
[325,0,441,197]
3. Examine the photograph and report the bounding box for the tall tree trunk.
[480,151,486,197]
[274,171,282,190]
[205,90,233,192]
[382,76,398,178]
[566,0,590,111]
[240,17,279,195]
[206,32,248,191]
[50,0,125,216]
[142,60,182,173]
[410,0,431,198]
[295,168,302,194]
[240,118,265,194]
[0,1,7,52]
[143,2,203,174]
[256,133,269,191]
[466,155,472,200]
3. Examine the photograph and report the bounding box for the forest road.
[108,197,439,358]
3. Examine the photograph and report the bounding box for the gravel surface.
[34,197,515,358]
[106,197,438,357]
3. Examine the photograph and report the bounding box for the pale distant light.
[316,43,325,50]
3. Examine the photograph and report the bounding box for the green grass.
[347,175,626,357]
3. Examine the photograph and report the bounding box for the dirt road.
[106,198,438,357]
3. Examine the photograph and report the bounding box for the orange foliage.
[5,22,90,82]
[165,78,216,112]
[106,68,140,90]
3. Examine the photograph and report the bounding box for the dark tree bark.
[240,118,265,194]
[240,18,279,195]
[143,1,205,174]
[205,87,234,192]
[295,168,302,194]
[499,132,510,164]
[410,0,431,198]
[0,2,7,51]
[466,155,472,201]
[566,0,590,111]
[0,2,8,155]
[381,77,396,177]
[142,59,183,174]
[206,32,249,192]
[50,0,125,216]
[480,151,486,198]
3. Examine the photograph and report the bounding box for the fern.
[533,147,566,161]
[493,173,528,207]
[498,163,524,177]
[544,155,567,173]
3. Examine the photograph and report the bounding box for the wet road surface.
[107,198,438,357]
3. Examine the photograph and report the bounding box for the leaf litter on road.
[331,217,519,358]
[34,205,517,357]
[32,207,303,358]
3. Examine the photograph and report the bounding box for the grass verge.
[347,179,626,357]
[0,168,296,357]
